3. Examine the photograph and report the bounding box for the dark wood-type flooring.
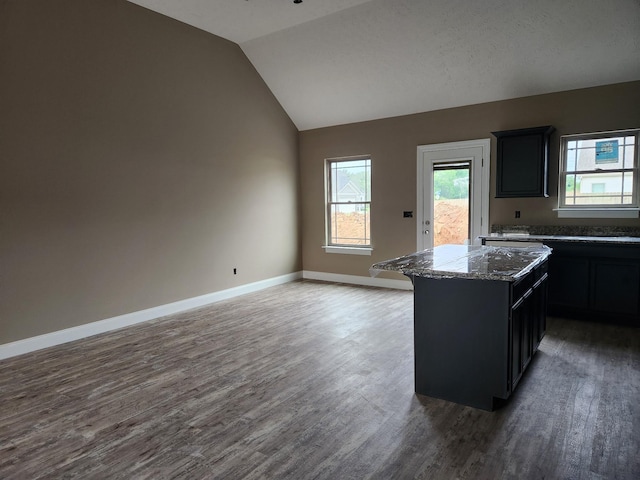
[1,280,639,479]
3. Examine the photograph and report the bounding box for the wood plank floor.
[1,280,639,479]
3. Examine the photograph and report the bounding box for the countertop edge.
[479,234,640,245]
[371,245,552,282]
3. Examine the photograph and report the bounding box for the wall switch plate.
[515,210,521,218]
[403,211,413,218]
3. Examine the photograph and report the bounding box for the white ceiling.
[129,0,640,131]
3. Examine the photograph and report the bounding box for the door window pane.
[433,163,470,247]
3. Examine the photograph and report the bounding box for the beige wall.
[300,81,640,278]
[2,1,639,346]
[0,0,301,343]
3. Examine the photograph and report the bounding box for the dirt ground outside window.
[433,198,469,246]
[332,199,469,246]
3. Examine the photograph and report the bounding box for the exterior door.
[417,139,490,250]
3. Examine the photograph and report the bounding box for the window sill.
[554,208,640,219]
[323,246,373,256]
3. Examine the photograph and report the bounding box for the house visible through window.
[558,129,639,216]
[326,157,371,248]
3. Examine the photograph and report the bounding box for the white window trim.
[324,155,372,254]
[554,207,639,219]
[557,128,639,218]
[322,246,373,256]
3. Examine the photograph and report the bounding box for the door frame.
[417,139,491,250]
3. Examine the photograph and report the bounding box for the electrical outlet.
[515,210,521,218]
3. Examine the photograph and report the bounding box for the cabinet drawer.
[512,273,533,304]
[534,260,548,281]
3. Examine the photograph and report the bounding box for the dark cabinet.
[548,256,590,310]
[510,292,527,388]
[591,260,640,316]
[546,241,640,326]
[532,268,548,347]
[492,125,554,198]
[413,258,549,410]
[510,263,547,391]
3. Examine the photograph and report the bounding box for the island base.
[412,267,547,411]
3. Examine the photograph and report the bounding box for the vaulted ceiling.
[128,0,640,131]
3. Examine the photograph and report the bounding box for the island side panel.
[413,275,511,411]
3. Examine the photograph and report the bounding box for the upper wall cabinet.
[492,126,555,198]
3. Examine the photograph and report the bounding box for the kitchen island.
[371,244,552,411]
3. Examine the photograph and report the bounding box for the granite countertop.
[370,244,552,282]
[480,233,640,245]
[482,225,640,245]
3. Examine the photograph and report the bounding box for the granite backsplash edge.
[491,225,640,237]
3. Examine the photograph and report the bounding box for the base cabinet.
[413,260,548,410]
[510,295,526,389]
[591,260,640,315]
[532,273,548,346]
[511,265,548,390]
[548,256,589,310]
[546,242,640,326]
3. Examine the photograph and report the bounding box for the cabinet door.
[511,292,534,389]
[548,256,589,310]
[533,275,548,348]
[511,299,523,390]
[591,260,640,316]
[521,292,533,370]
[511,284,538,391]
[493,125,554,198]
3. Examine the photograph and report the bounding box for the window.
[325,157,371,253]
[557,129,639,218]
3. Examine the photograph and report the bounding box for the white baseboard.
[0,272,302,361]
[302,270,413,291]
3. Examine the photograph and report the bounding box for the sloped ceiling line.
[129,0,640,130]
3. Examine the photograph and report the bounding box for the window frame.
[556,128,640,218]
[324,155,372,254]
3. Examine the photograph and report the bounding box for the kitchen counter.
[480,233,640,245]
[370,244,552,282]
[480,231,640,326]
[371,244,551,410]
